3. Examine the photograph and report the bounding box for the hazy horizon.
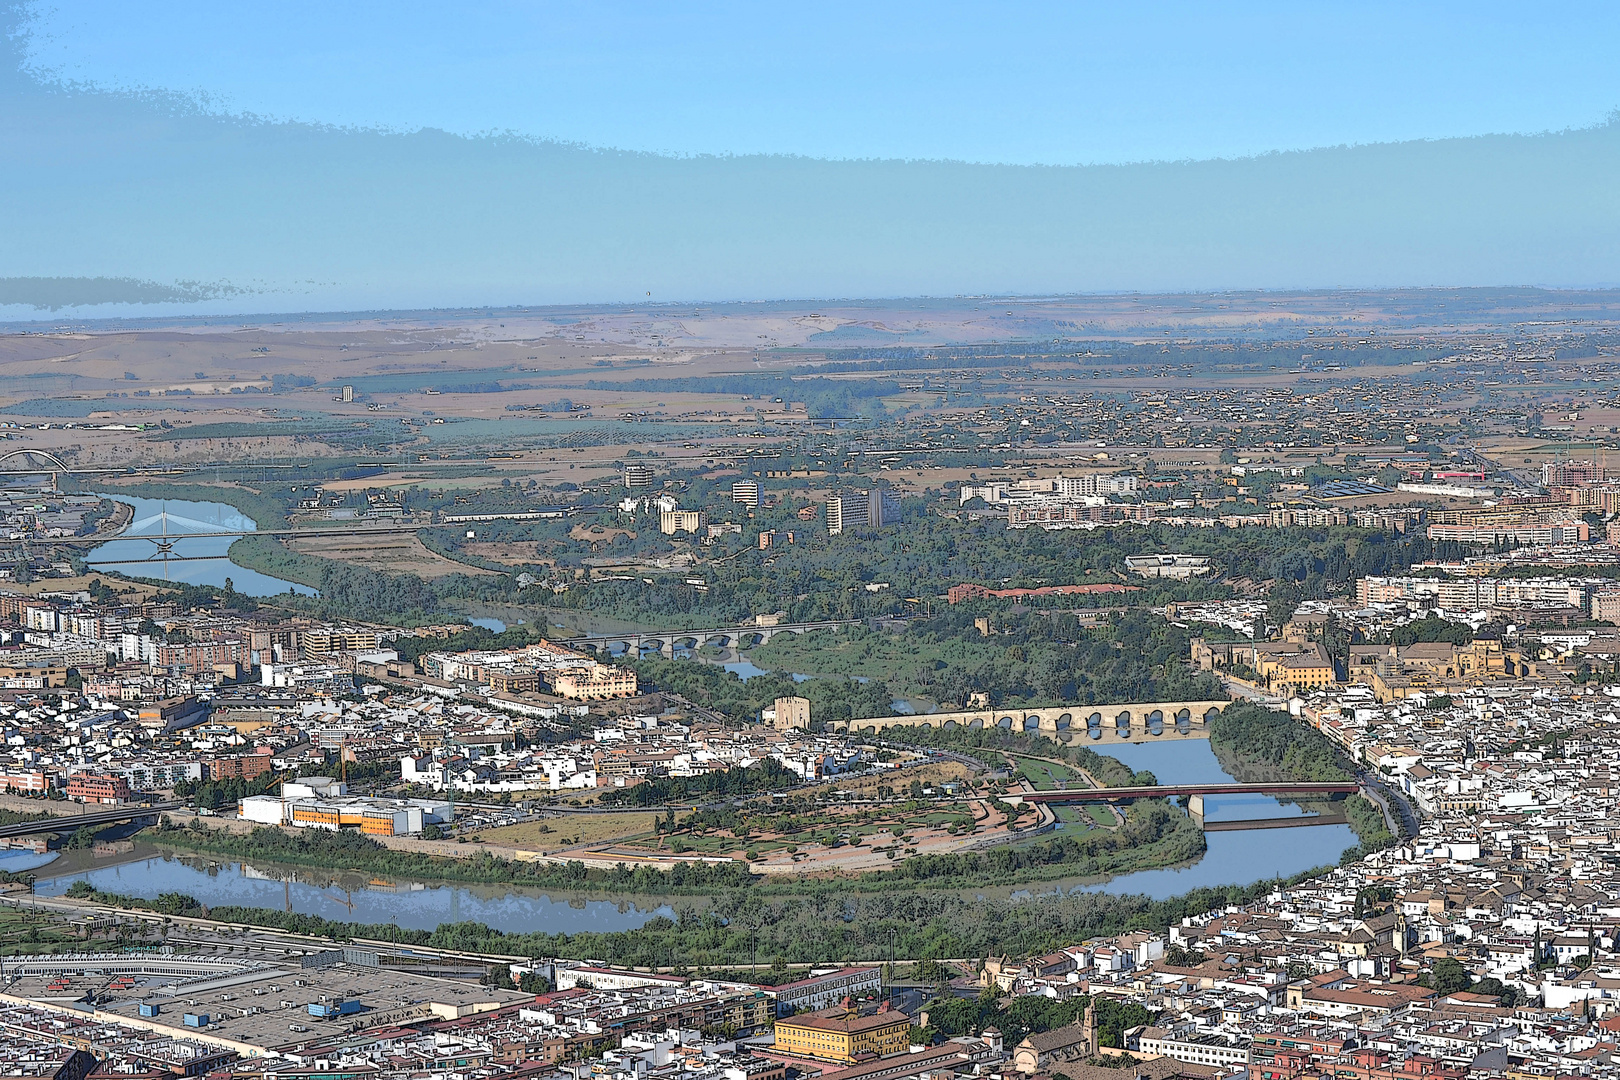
[4,2,1620,319]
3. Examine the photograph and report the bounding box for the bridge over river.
[832,699,1232,746]
[0,801,183,839]
[1007,782,1360,831]
[561,619,864,658]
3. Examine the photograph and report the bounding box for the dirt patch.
[569,524,637,543]
[288,532,497,578]
[460,541,541,562]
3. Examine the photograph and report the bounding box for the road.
[1013,781,1359,804]
[0,801,182,839]
[1357,772,1419,839]
[1219,675,1287,707]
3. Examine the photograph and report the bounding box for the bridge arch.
[0,448,72,473]
[829,699,1229,745]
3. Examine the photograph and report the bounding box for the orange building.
[209,754,274,782]
[66,773,131,804]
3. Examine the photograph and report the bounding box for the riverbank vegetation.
[59,868,1318,971]
[751,609,1221,708]
[1208,702,1351,782]
[877,725,1153,788]
[1209,702,1394,858]
[147,790,1204,892]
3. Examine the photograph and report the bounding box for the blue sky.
[3,2,1620,314]
[19,1,1620,166]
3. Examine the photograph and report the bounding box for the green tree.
[1430,957,1471,995]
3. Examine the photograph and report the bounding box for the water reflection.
[1062,738,1358,899]
[87,494,314,597]
[36,851,674,933]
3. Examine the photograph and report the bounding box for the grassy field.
[1011,754,1083,791]
[802,760,975,799]
[478,810,660,848]
[1052,806,1097,832]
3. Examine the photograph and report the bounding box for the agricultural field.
[287,531,495,579]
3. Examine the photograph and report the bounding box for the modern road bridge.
[0,801,183,839]
[1010,781,1359,804]
[1006,781,1359,828]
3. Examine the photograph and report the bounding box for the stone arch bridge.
[832,699,1232,746]
[563,618,862,659]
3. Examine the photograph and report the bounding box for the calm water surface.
[36,849,675,933]
[87,493,314,596]
[1050,739,1358,900]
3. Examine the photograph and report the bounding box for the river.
[86,493,314,597]
[68,497,1354,913]
[30,738,1356,925]
[33,844,674,934]
[1038,739,1359,900]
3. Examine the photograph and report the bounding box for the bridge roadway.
[57,524,431,546]
[1009,782,1359,805]
[837,699,1232,746]
[0,801,183,839]
[562,618,865,656]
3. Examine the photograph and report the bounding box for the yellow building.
[1273,650,1336,690]
[1253,641,1336,691]
[550,664,639,700]
[772,1006,912,1064]
[302,627,380,654]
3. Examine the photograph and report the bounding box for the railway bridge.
[832,699,1232,746]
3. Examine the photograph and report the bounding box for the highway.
[0,801,182,839]
[55,523,432,546]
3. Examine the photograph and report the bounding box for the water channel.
[86,493,314,597]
